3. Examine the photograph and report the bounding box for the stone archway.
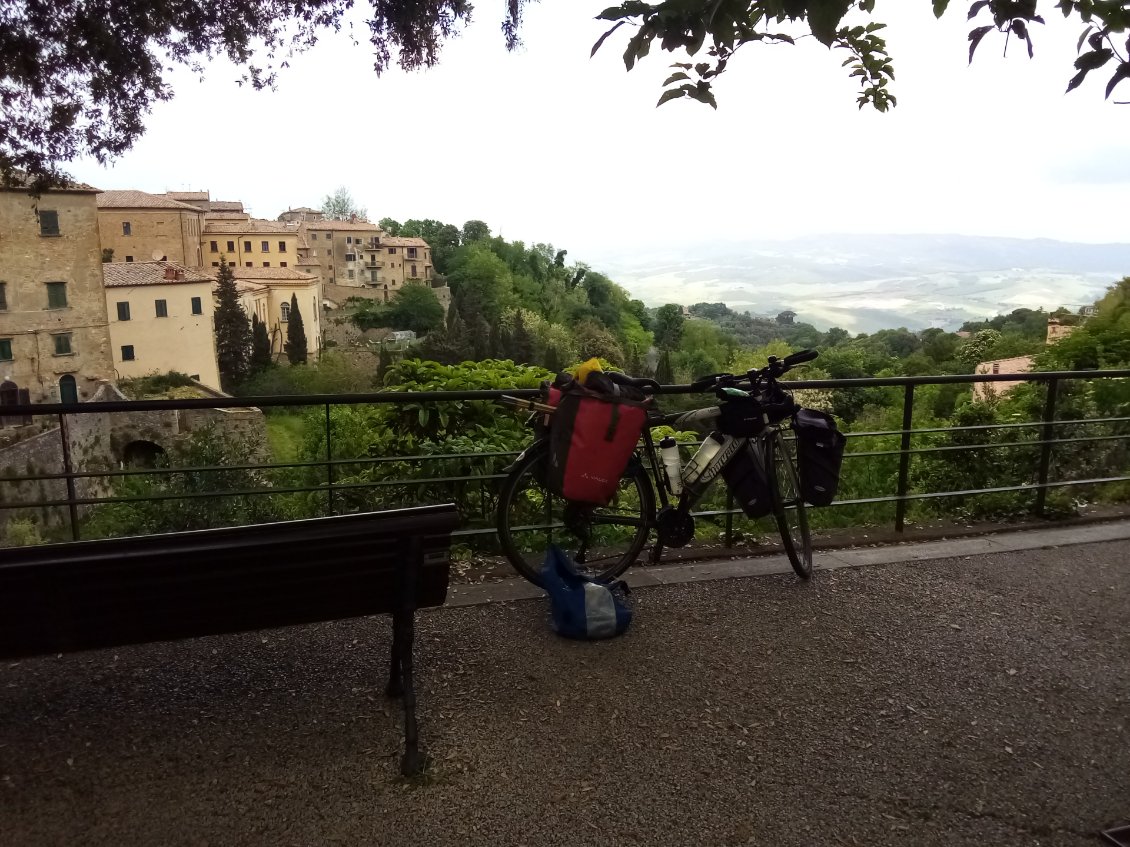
[122,440,166,468]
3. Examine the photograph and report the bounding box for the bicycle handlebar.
[691,349,819,394]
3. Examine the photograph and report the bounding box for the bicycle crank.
[655,505,695,548]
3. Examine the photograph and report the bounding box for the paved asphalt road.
[1,541,1127,846]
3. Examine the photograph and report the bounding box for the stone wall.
[0,187,115,403]
[0,382,268,544]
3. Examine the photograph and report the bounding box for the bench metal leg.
[388,543,425,776]
[386,611,404,698]
[395,607,424,776]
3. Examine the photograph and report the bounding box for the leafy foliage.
[84,424,289,538]
[351,283,445,335]
[8,1,1129,187]
[321,186,367,221]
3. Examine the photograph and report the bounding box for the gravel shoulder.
[2,541,1127,846]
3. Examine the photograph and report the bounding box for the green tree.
[462,219,491,243]
[7,1,1127,188]
[250,313,273,373]
[506,309,535,365]
[379,217,401,235]
[653,304,685,351]
[353,283,445,335]
[285,293,309,365]
[321,186,366,221]
[377,343,393,384]
[84,424,287,538]
[213,259,252,392]
[957,329,1003,369]
[655,349,675,384]
[101,248,114,263]
[400,219,462,274]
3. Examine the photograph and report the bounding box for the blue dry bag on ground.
[541,545,633,640]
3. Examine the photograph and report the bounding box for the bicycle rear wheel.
[765,428,813,579]
[496,440,655,587]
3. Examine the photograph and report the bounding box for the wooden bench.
[0,503,458,775]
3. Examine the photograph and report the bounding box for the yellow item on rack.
[573,357,604,387]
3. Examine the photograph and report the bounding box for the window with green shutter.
[39,210,59,236]
[46,282,67,309]
[0,338,12,360]
[53,333,72,355]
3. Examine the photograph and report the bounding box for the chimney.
[349,213,356,223]
[163,266,177,280]
[175,269,185,281]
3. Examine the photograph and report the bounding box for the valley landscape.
[593,234,1130,332]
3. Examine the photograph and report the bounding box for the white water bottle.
[682,432,726,492]
[660,436,683,495]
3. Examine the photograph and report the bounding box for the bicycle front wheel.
[766,428,813,579]
[496,440,655,587]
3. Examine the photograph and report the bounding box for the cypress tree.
[655,349,675,385]
[213,259,252,391]
[285,293,308,365]
[250,313,273,372]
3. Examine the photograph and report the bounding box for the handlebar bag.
[718,390,796,437]
[794,408,847,506]
[547,378,651,505]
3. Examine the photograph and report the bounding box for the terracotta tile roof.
[97,190,201,210]
[102,261,213,287]
[1,172,100,193]
[206,211,252,221]
[382,236,430,248]
[210,200,244,212]
[232,280,268,295]
[208,267,319,282]
[204,219,299,234]
[280,206,321,215]
[303,220,384,232]
[164,191,210,201]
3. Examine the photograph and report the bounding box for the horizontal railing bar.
[5,472,1129,519]
[842,432,1130,459]
[0,450,524,484]
[5,368,1130,416]
[847,415,1130,439]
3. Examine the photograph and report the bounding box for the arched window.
[280,302,290,323]
[59,374,77,405]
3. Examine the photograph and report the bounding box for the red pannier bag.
[546,377,651,505]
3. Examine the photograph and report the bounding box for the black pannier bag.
[721,443,773,518]
[793,408,847,506]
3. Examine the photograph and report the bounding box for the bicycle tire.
[765,428,813,579]
[496,439,655,587]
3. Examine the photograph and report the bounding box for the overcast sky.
[69,1,1128,263]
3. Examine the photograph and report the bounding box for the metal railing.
[2,368,1129,545]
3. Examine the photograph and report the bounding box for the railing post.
[324,403,335,516]
[58,413,80,541]
[725,488,735,548]
[1034,378,1059,516]
[894,384,915,533]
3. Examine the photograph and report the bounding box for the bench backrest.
[0,504,458,659]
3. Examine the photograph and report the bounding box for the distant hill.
[590,234,1130,333]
